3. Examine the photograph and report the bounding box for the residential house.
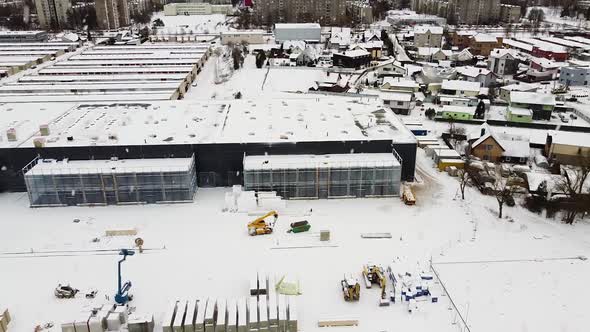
[545,131,590,166]
[500,4,521,23]
[414,26,443,48]
[372,60,406,77]
[469,124,530,163]
[330,27,352,50]
[505,107,533,123]
[498,83,537,102]
[456,66,496,87]
[488,48,520,76]
[332,49,371,69]
[451,49,474,64]
[416,47,451,61]
[440,80,481,97]
[450,30,476,50]
[438,105,476,120]
[350,41,383,60]
[380,91,415,115]
[559,65,590,86]
[469,34,501,56]
[381,77,420,93]
[509,91,555,120]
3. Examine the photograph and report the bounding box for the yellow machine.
[402,184,416,205]
[341,275,361,301]
[248,210,279,236]
[363,264,387,299]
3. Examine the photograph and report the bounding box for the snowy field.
[151,12,231,34]
[186,54,329,100]
[2,151,590,331]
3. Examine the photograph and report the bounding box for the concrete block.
[61,322,76,332]
[248,297,259,331]
[173,300,187,332]
[184,300,197,332]
[277,296,287,332]
[106,312,121,331]
[216,299,227,332]
[74,313,90,332]
[287,298,297,332]
[87,317,103,332]
[128,314,154,332]
[268,292,277,326]
[320,230,330,241]
[237,298,248,332]
[195,298,206,332]
[227,299,237,332]
[113,306,128,324]
[258,271,268,295]
[162,301,179,332]
[250,275,259,296]
[204,298,215,325]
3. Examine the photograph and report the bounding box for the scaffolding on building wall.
[243,152,403,200]
[22,155,197,207]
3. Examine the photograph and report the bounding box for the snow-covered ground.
[186,54,329,100]
[2,150,590,332]
[151,12,231,34]
[527,6,590,29]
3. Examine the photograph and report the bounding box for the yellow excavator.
[248,210,279,236]
[363,264,387,300]
[341,274,361,301]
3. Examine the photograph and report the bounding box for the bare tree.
[492,166,513,219]
[555,159,590,224]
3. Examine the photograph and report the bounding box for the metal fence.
[23,156,197,207]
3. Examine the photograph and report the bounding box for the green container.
[291,224,311,233]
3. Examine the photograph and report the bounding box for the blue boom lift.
[115,249,135,305]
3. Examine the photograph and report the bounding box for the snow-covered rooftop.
[243,153,400,171]
[500,83,537,92]
[330,27,352,45]
[275,23,321,30]
[472,34,498,43]
[26,157,194,175]
[510,91,555,106]
[509,107,533,116]
[414,26,443,35]
[0,98,416,149]
[456,66,491,78]
[548,131,590,148]
[441,80,481,92]
[334,49,370,58]
[503,39,534,52]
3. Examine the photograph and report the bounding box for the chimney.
[481,127,486,136]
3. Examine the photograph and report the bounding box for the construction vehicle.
[287,220,311,233]
[402,184,416,205]
[248,210,278,236]
[363,264,387,300]
[55,284,79,299]
[341,275,360,301]
[115,249,135,305]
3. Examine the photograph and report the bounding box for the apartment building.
[95,0,130,30]
[34,0,71,29]
[254,0,346,25]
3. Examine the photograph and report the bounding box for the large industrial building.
[0,41,79,78]
[0,99,417,198]
[0,44,210,102]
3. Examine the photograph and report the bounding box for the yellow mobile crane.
[248,210,278,236]
[341,274,361,301]
[363,264,387,300]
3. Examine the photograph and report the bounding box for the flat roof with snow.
[0,98,415,149]
[275,23,321,29]
[510,91,555,106]
[441,80,481,92]
[244,153,400,171]
[26,157,193,175]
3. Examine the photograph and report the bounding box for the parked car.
[570,113,578,119]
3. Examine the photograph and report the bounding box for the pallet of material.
[61,322,76,332]
[184,300,197,332]
[227,299,237,332]
[195,298,206,332]
[317,320,359,327]
[360,233,392,239]
[216,298,227,332]
[105,229,137,236]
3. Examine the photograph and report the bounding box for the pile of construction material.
[163,272,298,332]
[386,264,438,314]
[61,305,153,332]
[224,186,286,213]
[0,307,11,332]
